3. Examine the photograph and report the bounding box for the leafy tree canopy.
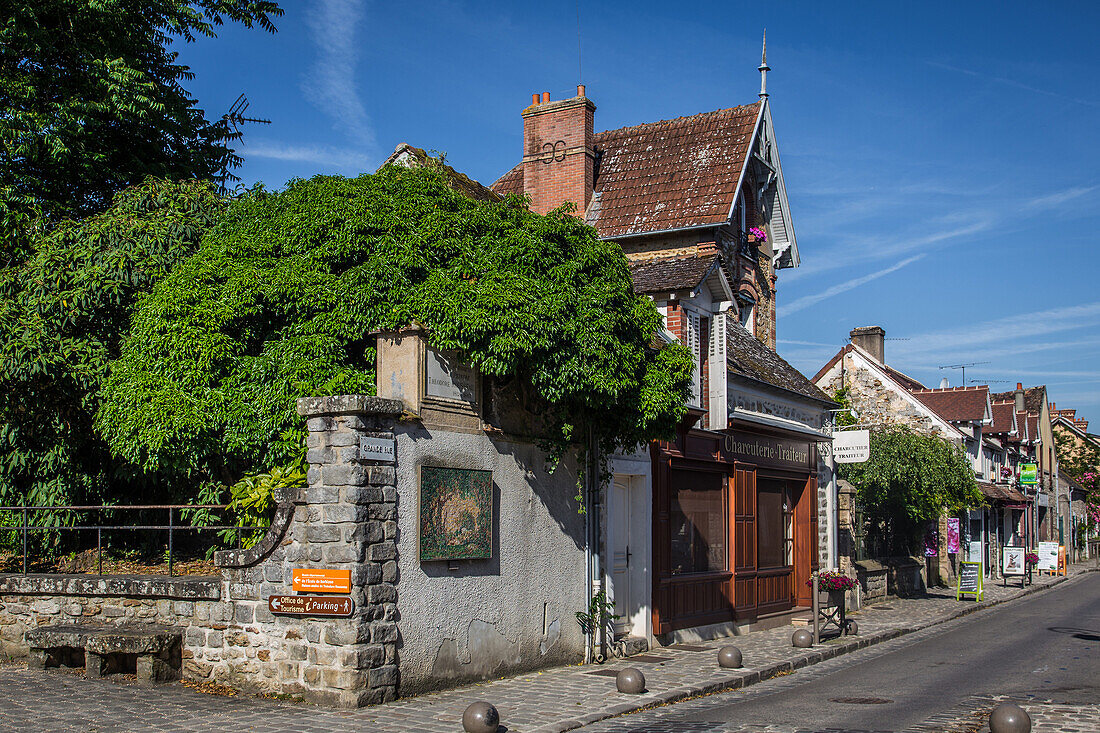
[97,165,694,489]
[0,0,282,262]
[839,425,982,536]
[0,178,226,511]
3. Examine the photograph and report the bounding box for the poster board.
[1037,541,1059,572]
[1002,546,1025,577]
[956,561,983,601]
[1058,545,1067,576]
[419,466,492,561]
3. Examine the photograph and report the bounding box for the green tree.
[0,0,281,263]
[97,165,694,493]
[839,426,982,554]
[0,178,226,514]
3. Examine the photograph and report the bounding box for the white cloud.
[1025,186,1098,211]
[303,0,374,147]
[243,141,372,169]
[777,254,926,317]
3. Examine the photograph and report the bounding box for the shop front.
[651,423,822,637]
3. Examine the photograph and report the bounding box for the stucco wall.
[393,425,587,694]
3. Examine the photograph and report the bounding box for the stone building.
[490,54,836,648]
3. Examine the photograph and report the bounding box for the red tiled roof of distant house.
[909,385,990,423]
[492,103,762,239]
[984,400,1018,435]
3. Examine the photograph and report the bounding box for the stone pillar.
[297,395,403,706]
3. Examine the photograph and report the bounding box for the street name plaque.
[268,595,354,617]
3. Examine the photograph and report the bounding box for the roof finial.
[758,29,770,100]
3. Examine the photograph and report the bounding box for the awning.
[728,407,832,441]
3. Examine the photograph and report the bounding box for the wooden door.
[609,476,633,636]
[732,466,757,619]
[793,474,819,607]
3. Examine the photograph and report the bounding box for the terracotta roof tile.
[909,386,989,423]
[727,322,833,405]
[984,401,1018,435]
[989,385,1047,415]
[490,103,762,239]
[629,253,719,294]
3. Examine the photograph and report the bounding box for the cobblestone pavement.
[0,567,1088,733]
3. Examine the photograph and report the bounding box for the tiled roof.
[628,253,718,294]
[727,322,833,404]
[1017,411,1030,441]
[977,482,1028,504]
[909,386,989,423]
[491,103,762,239]
[810,344,925,391]
[989,385,1047,415]
[984,400,1017,435]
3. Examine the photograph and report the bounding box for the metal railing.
[0,504,255,577]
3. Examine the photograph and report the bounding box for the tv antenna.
[938,361,990,386]
[223,94,271,131]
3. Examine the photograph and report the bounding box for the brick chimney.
[850,326,885,364]
[521,86,596,217]
[1014,383,1025,412]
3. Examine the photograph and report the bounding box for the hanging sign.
[292,568,352,594]
[1001,545,1025,576]
[1020,464,1038,485]
[956,561,983,601]
[832,430,870,464]
[268,595,354,617]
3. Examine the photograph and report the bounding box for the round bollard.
[845,620,858,636]
[717,645,743,668]
[462,701,500,733]
[792,628,813,648]
[989,703,1031,733]
[616,667,646,694]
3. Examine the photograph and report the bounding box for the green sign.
[956,561,983,601]
[1020,463,1038,485]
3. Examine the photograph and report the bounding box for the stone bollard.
[462,701,500,733]
[989,703,1031,733]
[616,667,646,694]
[846,620,858,636]
[717,646,743,668]
[792,628,813,648]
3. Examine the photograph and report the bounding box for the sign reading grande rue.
[721,431,814,470]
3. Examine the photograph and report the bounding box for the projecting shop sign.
[831,430,870,464]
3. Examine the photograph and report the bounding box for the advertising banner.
[947,517,960,554]
[1020,464,1038,485]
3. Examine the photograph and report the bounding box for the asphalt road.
[636,572,1100,731]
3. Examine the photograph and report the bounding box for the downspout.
[583,445,593,664]
[588,425,607,662]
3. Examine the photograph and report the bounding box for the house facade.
[491,72,835,646]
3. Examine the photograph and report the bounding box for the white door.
[609,474,648,639]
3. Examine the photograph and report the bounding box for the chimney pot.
[577,84,586,97]
[532,93,540,105]
[542,92,551,103]
[1017,382,1023,390]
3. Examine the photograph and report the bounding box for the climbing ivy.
[97,164,694,493]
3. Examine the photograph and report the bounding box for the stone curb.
[534,571,1084,733]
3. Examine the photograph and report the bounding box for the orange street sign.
[292,568,351,594]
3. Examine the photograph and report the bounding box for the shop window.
[669,471,726,575]
[757,479,791,569]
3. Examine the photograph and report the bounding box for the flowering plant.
[748,226,768,243]
[1025,552,1040,565]
[1000,466,1013,479]
[807,571,856,591]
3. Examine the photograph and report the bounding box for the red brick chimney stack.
[521,86,596,217]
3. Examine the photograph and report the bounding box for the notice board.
[956,561,983,601]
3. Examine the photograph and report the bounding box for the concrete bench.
[26,624,182,682]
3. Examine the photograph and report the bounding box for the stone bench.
[26,624,182,682]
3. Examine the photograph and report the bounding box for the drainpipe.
[588,426,607,662]
[583,444,593,664]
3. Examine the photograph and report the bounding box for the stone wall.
[0,395,405,709]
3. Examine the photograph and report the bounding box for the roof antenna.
[576,0,583,88]
[758,30,770,100]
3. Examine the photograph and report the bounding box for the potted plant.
[808,571,856,607]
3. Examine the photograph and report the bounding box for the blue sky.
[178,1,1100,422]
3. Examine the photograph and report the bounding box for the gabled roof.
[810,343,925,391]
[990,385,1048,415]
[493,103,766,239]
[380,143,501,202]
[727,322,832,405]
[629,252,720,295]
[1017,411,1031,442]
[910,386,991,424]
[984,401,1018,436]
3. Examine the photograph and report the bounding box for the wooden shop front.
[651,424,820,635]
